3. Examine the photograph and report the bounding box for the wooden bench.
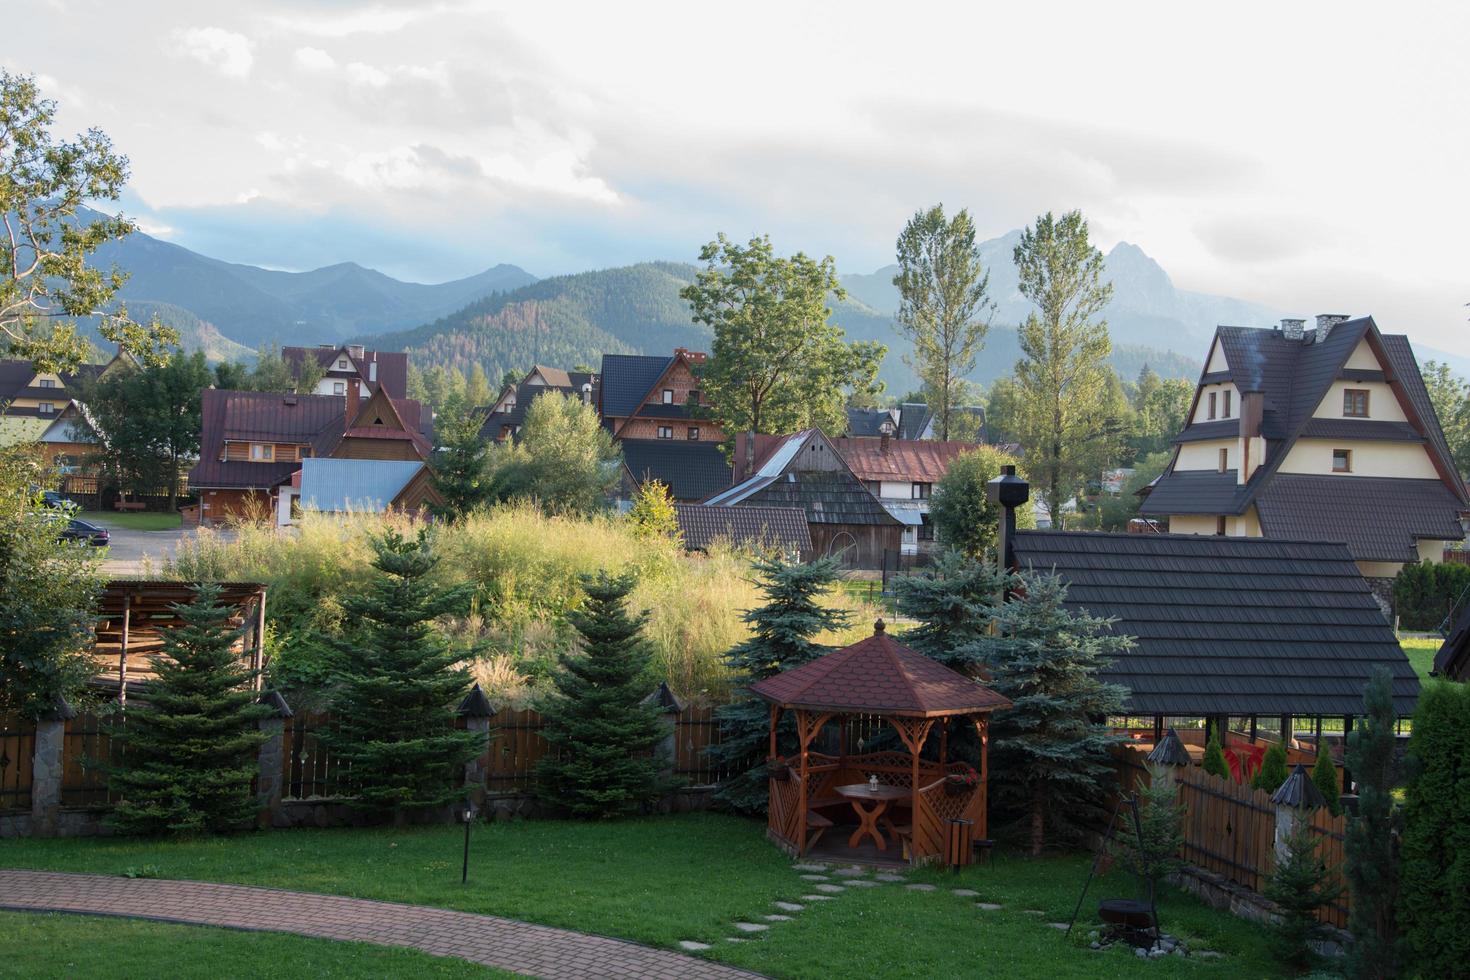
[804,809,834,850]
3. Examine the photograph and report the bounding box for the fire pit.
[1098,899,1157,947]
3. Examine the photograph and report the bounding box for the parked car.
[60,518,109,547]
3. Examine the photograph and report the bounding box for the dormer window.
[1208,392,1218,420]
[37,379,56,388]
[662,389,674,404]
[1344,388,1369,417]
[250,443,274,461]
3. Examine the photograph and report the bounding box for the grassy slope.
[1,813,1284,979]
[81,511,182,531]
[1400,637,1440,683]
[0,911,505,978]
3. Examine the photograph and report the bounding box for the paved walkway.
[0,869,759,980]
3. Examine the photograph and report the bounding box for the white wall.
[878,480,913,499]
[1278,439,1438,478]
[1311,380,1406,421]
[1191,383,1240,423]
[1206,339,1230,373]
[1176,439,1235,471]
[1344,339,1380,371]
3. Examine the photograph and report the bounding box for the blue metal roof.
[298,458,423,514]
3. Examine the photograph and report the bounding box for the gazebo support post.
[939,718,949,765]
[793,710,833,855]
[1249,716,1258,743]
[889,716,934,861]
[768,705,780,762]
[1153,716,1163,742]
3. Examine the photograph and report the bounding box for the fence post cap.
[258,689,294,719]
[641,681,685,714]
[1270,763,1327,809]
[456,683,497,718]
[1146,727,1192,767]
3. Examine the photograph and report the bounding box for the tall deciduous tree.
[1345,668,1403,979]
[485,391,621,515]
[82,350,213,509]
[928,445,1033,558]
[892,205,994,441]
[0,71,176,371]
[1422,359,1470,478]
[681,234,885,436]
[1128,367,1194,460]
[106,584,270,835]
[0,447,101,717]
[1012,210,1117,528]
[977,571,1130,854]
[708,556,847,813]
[321,529,485,822]
[535,572,667,819]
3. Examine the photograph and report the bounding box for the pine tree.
[535,572,666,818]
[1345,668,1403,979]
[321,529,484,822]
[1265,817,1343,971]
[707,556,847,814]
[429,403,491,519]
[893,550,1007,671]
[1112,764,1184,913]
[977,571,1130,854]
[1312,742,1342,817]
[1253,741,1290,793]
[107,585,270,835]
[1202,733,1230,780]
[1398,682,1470,978]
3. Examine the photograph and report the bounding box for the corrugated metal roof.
[298,458,423,513]
[1011,529,1419,717]
[831,436,980,483]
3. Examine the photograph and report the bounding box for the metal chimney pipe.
[986,464,1031,576]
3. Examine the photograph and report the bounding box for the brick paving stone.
[0,869,757,980]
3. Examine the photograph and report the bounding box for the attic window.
[657,425,673,439]
[1208,392,1217,420]
[687,426,699,440]
[1343,388,1369,417]
[37,379,56,388]
[250,444,274,461]
[38,402,54,415]
[1223,390,1232,416]
[337,359,348,369]
[662,389,674,404]
[373,416,385,425]
[1333,449,1352,472]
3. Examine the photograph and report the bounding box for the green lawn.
[1,812,1286,978]
[80,510,182,531]
[0,911,507,978]
[1401,636,1441,683]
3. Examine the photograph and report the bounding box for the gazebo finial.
[874,618,886,634]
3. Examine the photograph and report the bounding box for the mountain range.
[69,214,1470,395]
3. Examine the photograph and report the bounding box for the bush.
[1265,817,1343,971]
[1312,742,1342,817]
[1202,734,1229,780]
[1398,682,1470,979]
[1392,560,1470,630]
[1252,742,1290,793]
[928,446,1034,558]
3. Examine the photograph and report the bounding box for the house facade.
[282,345,408,399]
[480,366,600,442]
[1139,315,1468,591]
[831,434,980,555]
[0,354,128,493]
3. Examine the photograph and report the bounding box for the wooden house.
[282,344,408,399]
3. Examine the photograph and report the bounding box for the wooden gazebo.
[750,620,1010,866]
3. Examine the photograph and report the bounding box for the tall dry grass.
[166,503,875,704]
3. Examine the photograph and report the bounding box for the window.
[918,516,935,541]
[1208,392,1217,419]
[1333,449,1352,472]
[662,389,674,404]
[250,444,274,461]
[687,426,699,440]
[911,482,932,499]
[689,389,700,404]
[657,426,673,439]
[1218,448,1228,472]
[333,381,346,395]
[1223,390,1232,416]
[1215,516,1227,536]
[1343,388,1369,417]
[38,402,54,415]
[299,447,312,459]
[337,359,349,369]
[37,378,56,388]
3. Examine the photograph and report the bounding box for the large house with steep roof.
[831,434,982,555]
[1140,314,1468,593]
[0,352,131,493]
[479,365,600,442]
[282,345,408,399]
[189,379,434,524]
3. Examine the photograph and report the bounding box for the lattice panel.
[921,781,975,822]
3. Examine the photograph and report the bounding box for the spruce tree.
[535,572,666,818]
[1312,741,1343,817]
[1265,818,1343,971]
[977,571,1130,854]
[321,529,484,821]
[1345,668,1403,979]
[1112,764,1184,913]
[893,550,1006,671]
[1397,681,1470,979]
[107,584,270,835]
[1252,741,1290,793]
[707,555,847,814]
[1201,733,1230,780]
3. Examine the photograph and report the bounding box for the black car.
[61,518,110,547]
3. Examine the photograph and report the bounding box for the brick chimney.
[1281,318,1305,341]
[346,377,361,422]
[1314,314,1348,344]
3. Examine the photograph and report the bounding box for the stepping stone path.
[773,902,804,912]
[799,874,829,882]
[801,894,836,901]
[1046,923,1069,931]
[875,873,906,882]
[905,883,938,892]
[725,938,746,944]
[792,864,828,872]
[1022,909,1045,915]
[763,915,793,922]
[843,880,880,888]
[732,922,769,933]
[814,884,846,893]
[975,903,1003,911]
[834,868,869,878]
[951,889,979,897]
[679,941,712,952]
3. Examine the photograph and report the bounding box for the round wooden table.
[835,783,908,850]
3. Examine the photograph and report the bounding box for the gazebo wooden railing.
[751,620,1010,867]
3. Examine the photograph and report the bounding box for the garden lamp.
[461,801,479,884]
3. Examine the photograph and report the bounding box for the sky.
[10,0,1470,354]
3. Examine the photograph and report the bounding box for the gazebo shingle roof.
[749,621,1011,717]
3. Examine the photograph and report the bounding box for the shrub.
[1398,682,1470,979]
[1391,560,1470,631]
[1252,742,1290,793]
[1202,734,1230,780]
[928,445,1034,558]
[1312,742,1342,817]
[1265,817,1343,971]
[1111,765,1184,912]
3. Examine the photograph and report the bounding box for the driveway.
[93,523,194,576]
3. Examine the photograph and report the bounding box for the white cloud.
[170,26,254,79]
[293,47,336,72]
[344,62,390,88]
[268,5,430,38]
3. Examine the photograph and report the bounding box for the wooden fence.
[1308,806,1351,929]
[61,711,122,808]
[283,711,351,800]
[0,713,35,812]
